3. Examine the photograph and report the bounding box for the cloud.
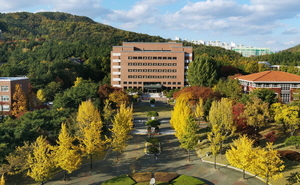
[283,28,300,35]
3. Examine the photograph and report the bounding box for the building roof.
[0,77,29,81]
[237,71,300,82]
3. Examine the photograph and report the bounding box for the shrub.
[145,119,160,127]
[148,145,159,154]
[264,131,276,143]
[147,111,159,117]
[170,175,206,185]
[130,172,152,182]
[102,175,136,185]
[150,98,155,104]
[155,172,179,182]
[147,138,160,144]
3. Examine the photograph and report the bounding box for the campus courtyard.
[45,100,266,185]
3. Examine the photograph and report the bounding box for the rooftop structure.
[236,71,300,103]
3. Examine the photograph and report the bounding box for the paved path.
[46,134,266,185]
[46,100,266,185]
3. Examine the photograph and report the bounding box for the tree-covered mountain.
[0,12,168,90]
[284,44,300,53]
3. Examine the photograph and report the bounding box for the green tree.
[250,88,277,105]
[187,56,217,87]
[76,99,105,169]
[11,83,28,117]
[27,136,54,185]
[109,103,133,160]
[213,77,242,100]
[54,123,82,181]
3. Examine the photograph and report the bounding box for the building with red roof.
[236,71,300,103]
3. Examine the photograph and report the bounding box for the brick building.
[0,77,29,114]
[236,71,300,103]
[111,42,193,92]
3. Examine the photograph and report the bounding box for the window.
[153,63,157,66]
[153,57,157,60]
[173,63,177,66]
[158,63,163,66]
[128,69,132,72]
[133,69,137,72]
[148,63,152,66]
[148,57,152,60]
[128,75,132,78]
[133,82,137,84]
[153,69,157,72]
[128,56,133,60]
[168,82,171,85]
[133,57,137,60]
[143,57,147,60]
[138,56,142,60]
[128,63,132,66]
[123,82,127,84]
[148,69,152,72]
[158,57,162,60]
[133,63,137,66]
[153,76,157,78]
[177,82,181,85]
[143,63,147,66]
[138,75,142,78]
[158,69,162,72]
[173,57,177,60]
[129,82,132,84]
[173,82,176,85]
[138,63,142,66]
[173,69,177,72]
[163,69,167,72]
[143,69,147,72]
[168,63,172,66]
[148,76,152,78]
[138,82,142,84]
[138,69,142,72]
[168,69,172,72]
[133,75,137,78]
[0,105,9,111]
[168,57,172,60]
[163,57,167,60]
[1,96,9,101]
[163,82,166,85]
[143,75,147,78]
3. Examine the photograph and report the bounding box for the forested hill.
[284,44,300,52]
[0,12,168,90]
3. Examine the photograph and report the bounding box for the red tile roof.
[237,71,300,82]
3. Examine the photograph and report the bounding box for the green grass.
[102,175,136,185]
[135,181,170,185]
[170,175,206,185]
[133,105,173,117]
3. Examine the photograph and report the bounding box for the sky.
[1,0,300,51]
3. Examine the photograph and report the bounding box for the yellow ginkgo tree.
[76,99,106,169]
[54,123,82,181]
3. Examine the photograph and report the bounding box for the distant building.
[175,37,272,57]
[0,77,29,115]
[111,42,193,92]
[232,46,271,57]
[236,71,300,103]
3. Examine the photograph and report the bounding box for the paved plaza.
[46,100,266,185]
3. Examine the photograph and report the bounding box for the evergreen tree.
[187,56,217,87]
[54,123,82,181]
[11,83,28,117]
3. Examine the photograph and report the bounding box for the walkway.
[45,99,266,185]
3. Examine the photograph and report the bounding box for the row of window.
[0,86,9,92]
[0,105,10,111]
[128,63,177,66]
[0,96,9,101]
[128,75,177,79]
[128,56,177,60]
[124,82,181,85]
[128,69,177,73]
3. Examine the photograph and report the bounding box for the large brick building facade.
[111,42,193,92]
[0,77,29,114]
[236,71,300,103]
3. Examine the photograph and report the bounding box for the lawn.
[133,104,173,117]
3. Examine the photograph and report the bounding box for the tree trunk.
[188,149,190,162]
[116,152,119,161]
[243,169,245,180]
[64,170,67,181]
[90,154,93,170]
[214,155,217,169]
